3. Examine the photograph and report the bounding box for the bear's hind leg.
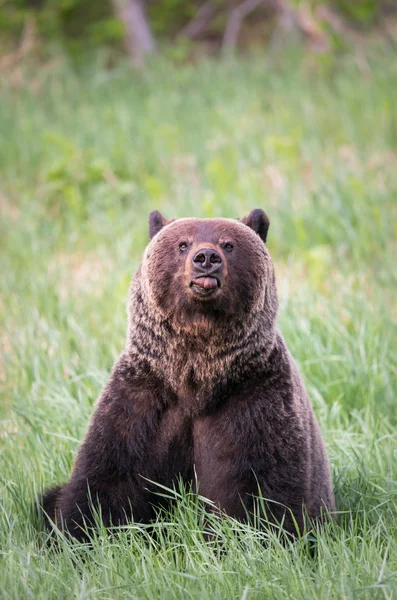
[40,485,63,529]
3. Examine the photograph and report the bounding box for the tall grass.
[1,44,396,598]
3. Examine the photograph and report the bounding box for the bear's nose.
[192,248,222,272]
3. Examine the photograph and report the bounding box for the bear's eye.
[179,241,188,252]
[223,242,234,252]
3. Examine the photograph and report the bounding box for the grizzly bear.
[41,209,335,540]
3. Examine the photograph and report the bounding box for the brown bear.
[41,209,335,540]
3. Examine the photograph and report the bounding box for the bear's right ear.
[240,209,270,243]
[149,210,168,240]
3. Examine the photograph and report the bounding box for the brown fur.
[40,209,335,540]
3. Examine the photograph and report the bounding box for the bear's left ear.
[241,209,270,243]
[149,210,168,240]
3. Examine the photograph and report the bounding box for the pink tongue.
[195,277,218,290]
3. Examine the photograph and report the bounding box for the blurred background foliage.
[1,0,396,64]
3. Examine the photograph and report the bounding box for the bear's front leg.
[43,357,193,540]
[193,379,313,535]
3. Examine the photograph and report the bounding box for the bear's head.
[137,210,278,337]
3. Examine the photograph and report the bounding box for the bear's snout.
[192,248,223,273]
[189,247,223,297]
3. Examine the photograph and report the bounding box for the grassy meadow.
[0,44,396,598]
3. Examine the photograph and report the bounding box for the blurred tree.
[0,0,395,63]
[111,0,155,65]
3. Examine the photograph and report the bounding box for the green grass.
[1,43,396,599]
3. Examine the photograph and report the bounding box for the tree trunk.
[112,0,155,67]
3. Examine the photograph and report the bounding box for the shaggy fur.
[41,209,335,540]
